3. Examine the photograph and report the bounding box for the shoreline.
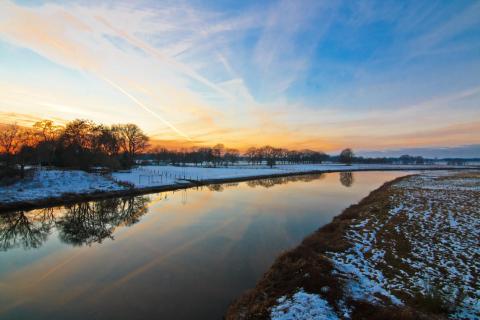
[225,174,414,320]
[225,170,479,319]
[0,166,477,213]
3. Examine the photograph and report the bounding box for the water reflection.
[1,173,348,252]
[0,196,149,250]
[203,173,327,192]
[0,209,53,251]
[247,173,325,188]
[340,172,354,187]
[206,183,226,192]
[1,174,328,252]
[0,171,408,320]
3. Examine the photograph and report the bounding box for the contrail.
[98,75,192,141]
[95,16,233,100]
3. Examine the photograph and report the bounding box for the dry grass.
[226,176,416,319]
[226,171,479,319]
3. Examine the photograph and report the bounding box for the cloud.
[0,0,478,151]
[252,1,337,98]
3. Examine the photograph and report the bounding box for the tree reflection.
[207,184,225,192]
[0,209,53,251]
[246,174,325,188]
[339,172,354,187]
[58,197,149,246]
[199,174,326,192]
[0,196,149,250]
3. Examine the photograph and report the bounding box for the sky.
[0,0,479,155]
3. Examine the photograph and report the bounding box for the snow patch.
[0,169,124,203]
[271,290,339,320]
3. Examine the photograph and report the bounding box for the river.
[0,171,409,319]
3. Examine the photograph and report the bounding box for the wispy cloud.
[0,0,478,151]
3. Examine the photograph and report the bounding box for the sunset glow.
[1,0,479,152]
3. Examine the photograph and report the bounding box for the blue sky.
[0,0,479,154]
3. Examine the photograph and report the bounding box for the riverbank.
[0,164,477,213]
[226,170,480,320]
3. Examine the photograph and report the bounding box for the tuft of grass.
[408,288,455,316]
[350,300,447,320]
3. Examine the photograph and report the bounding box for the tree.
[199,147,214,165]
[224,148,240,166]
[339,148,354,165]
[33,120,60,166]
[33,120,59,143]
[260,145,277,168]
[93,126,121,156]
[212,144,225,167]
[0,123,21,166]
[112,124,149,164]
[399,154,413,165]
[245,147,258,165]
[16,128,38,177]
[61,119,95,150]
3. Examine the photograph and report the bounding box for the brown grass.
[225,174,452,320]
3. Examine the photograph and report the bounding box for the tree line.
[144,145,338,168]
[4,118,456,178]
[0,120,149,176]
[0,119,357,176]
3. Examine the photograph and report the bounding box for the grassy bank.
[226,171,480,320]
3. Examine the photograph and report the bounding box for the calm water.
[0,171,407,319]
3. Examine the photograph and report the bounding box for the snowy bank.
[110,163,476,188]
[227,170,480,320]
[0,169,124,204]
[329,170,480,319]
[0,164,477,209]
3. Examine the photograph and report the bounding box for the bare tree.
[224,148,240,166]
[245,147,258,165]
[212,144,225,167]
[33,120,60,166]
[16,128,38,177]
[33,120,59,143]
[339,148,354,165]
[260,146,277,168]
[113,124,149,163]
[93,125,121,156]
[0,123,20,166]
[340,172,354,187]
[61,119,95,150]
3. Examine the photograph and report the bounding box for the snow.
[0,164,476,204]
[271,290,339,320]
[111,165,283,188]
[268,170,480,320]
[0,169,124,203]
[110,163,473,188]
[327,170,480,319]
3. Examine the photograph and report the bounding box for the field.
[227,171,480,320]
[0,164,472,206]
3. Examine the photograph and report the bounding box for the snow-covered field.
[270,171,480,319]
[0,164,476,204]
[0,169,124,203]
[110,163,471,188]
